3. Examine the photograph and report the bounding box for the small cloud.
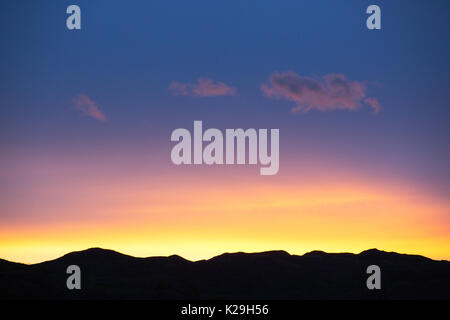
[364,97,381,114]
[169,78,236,97]
[72,94,106,122]
[261,71,380,114]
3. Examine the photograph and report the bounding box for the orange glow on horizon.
[1,168,449,263]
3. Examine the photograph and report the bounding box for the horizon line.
[2,247,448,266]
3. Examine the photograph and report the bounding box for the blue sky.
[1,0,449,194]
[2,0,450,263]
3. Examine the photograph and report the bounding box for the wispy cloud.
[72,94,107,122]
[169,78,236,97]
[364,97,381,114]
[261,71,380,114]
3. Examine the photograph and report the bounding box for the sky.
[0,0,449,263]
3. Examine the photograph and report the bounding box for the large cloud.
[72,94,106,122]
[261,71,380,113]
[169,78,236,97]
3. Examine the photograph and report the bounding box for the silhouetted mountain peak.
[360,248,385,255]
[39,247,135,266]
[358,248,433,263]
[166,254,189,262]
[64,247,126,258]
[210,250,290,263]
[303,250,329,257]
[1,248,449,299]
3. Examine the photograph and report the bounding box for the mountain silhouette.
[1,248,449,299]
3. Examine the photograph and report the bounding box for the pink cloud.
[364,97,381,114]
[169,78,236,97]
[72,94,106,122]
[261,71,380,114]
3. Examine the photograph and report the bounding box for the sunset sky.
[1,0,449,263]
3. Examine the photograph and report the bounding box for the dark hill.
[0,248,448,300]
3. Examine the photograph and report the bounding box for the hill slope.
[1,248,449,299]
